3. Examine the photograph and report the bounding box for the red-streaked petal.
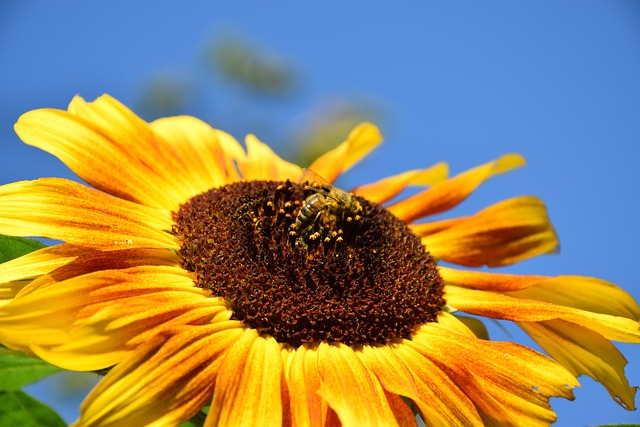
[307,123,383,183]
[208,331,284,426]
[414,196,559,267]
[352,162,449,204]
[411,313,578,426]
[74,323,243,427]
[1,246,181,312]
[315,342,404,426]
[359,341,483,426]
[388,153,525,223]
[4,246,181,298]
[439,266,548,292]
[384,390,418,427]
[284,343,329,427]
[240,134,303,182]
[0,178,178,249]
[446,286,640,343]
[521,319,637,410]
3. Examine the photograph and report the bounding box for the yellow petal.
[414,196,559,267]
[214,129,245,182]
[388,153,525,223]
[75,323,243,427]
[149,115,238,193]
[307,123,383,183]
[446,286,640,343]
[510,276,640,321]
[521,319,637,410]
[240,134,303,182]
[0,244,82,285]
[0,244,85,304]
[0,266,216,371]
[0,178,178,250]
[352,162,449,204]
[208,331,284,427]
[0,272,126,353]
[316,342,403,427]
[0,277,96,351]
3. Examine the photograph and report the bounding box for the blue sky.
[2,1,640,425]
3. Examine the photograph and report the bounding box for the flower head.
[0,94,638,426]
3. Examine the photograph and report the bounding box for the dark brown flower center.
[172,180,445,347]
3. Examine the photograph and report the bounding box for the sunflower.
[0,94,638,426]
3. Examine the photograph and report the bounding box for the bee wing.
[299,168,332,191]
[299,168,354,205]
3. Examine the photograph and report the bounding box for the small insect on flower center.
[173,180,445,347]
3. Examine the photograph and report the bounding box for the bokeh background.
[2,1,640,425]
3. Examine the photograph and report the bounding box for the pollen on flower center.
[172,180,445,347]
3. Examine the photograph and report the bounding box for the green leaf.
[454,315,490,340]
[0,348,62,391]
[0,235,45,263]
[0,390,66,427]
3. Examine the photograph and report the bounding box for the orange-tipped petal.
[16,95,203,211]
[388,153,525,223]
[415,196,559,267]
[208,331,284,427]
[0,178,178,250]
[307,123,382,183]
[352,162,449,204]
[521,319,637,410]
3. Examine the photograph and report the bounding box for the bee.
[293,169,362,247]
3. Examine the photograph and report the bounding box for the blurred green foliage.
[287,97,383,167]
[138,72,193,117]
[205,33,295,96]
[137,29,384,169]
